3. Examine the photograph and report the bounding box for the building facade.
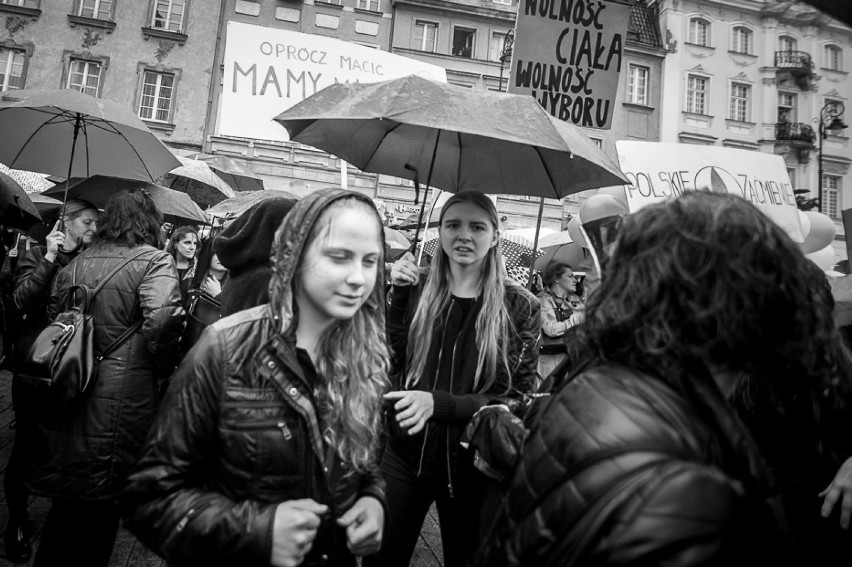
[0,0,222,152]
[657,0,852,262]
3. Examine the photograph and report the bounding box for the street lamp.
[498,29,514,93]
[818,101,848,214]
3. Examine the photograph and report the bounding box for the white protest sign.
[220,22,448,142]
[508,0,629,129]
[615,141,805,243]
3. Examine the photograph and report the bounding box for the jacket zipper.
[416,299,455,478]
[446,333,459,499]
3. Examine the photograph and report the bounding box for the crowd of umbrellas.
[0,76,629,286]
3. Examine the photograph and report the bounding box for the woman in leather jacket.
[364,192,540,567]
[3,199,98,564]
[123,188,390,567]
[476,192,797,566]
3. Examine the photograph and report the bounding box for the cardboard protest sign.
[220,22,447,142]
[614,141,805,244]
[508,0,630,129]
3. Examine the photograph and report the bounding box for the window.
[0,48,24,91]
[489,32,507,62]
[778,92,796,122]
[0,0,38,7]
[66,58,102,96]
[492,0,512,4]
[822,175,841,219]
[729,82,750,122]
[356,0,379,10]
[686,74,708,114]
[452,27,475,58]
[414,21,437,52]
[626,64,648,105]
[779,36,797,52]
[688,18,709,46]
[825,45,843,71]
[138,70,174,123]
[77,0,112,19]
[732,26,751,54]
[151,0,185,33]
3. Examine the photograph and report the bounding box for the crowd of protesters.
[0,182,851,567]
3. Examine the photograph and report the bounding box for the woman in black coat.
[31,189,184,567]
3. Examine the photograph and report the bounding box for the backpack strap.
[97,319,144,362]
[88,247,150,303]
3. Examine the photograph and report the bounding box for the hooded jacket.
[123,189,387,567]
[214,197,297,317]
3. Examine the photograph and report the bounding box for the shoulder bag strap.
[97,319,144,362]
[88,247,150,304]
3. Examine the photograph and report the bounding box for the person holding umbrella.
[367,192,540,567]
[2,199,98,563]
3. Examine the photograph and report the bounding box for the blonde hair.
[271,197,389,473]
[406,192,514,393]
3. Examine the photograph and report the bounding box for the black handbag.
[181,289,221,351]
[18,249,147,408]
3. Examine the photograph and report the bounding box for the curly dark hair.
[582,191,832,394]
[95,188,162,248]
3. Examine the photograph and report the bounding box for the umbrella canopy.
[44,176,207,225]
[184,153,265,192]
[275,75,628,199]
[534,231,593,272]
[0,89,180,182]
[419,233,543,286]
[206,190,298,219]
[30,193,63,218]
[0,163,54,194]
[385,227,411,259]
[159,156,237,207]
[0,170,41,231]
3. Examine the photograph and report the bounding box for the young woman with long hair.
[165,225,198,304]
[364,192,540,567]
[123,188,390,567]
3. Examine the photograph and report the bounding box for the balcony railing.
[775,121,815,144]
[774,50,814,73]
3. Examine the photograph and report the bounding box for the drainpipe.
[201,0,230,154]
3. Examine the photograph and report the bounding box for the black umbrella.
[0,170,41,231]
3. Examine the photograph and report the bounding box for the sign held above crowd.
[509,0,630,129]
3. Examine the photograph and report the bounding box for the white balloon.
[805,244,836,271]
[797,209,811,241]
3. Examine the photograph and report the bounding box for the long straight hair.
[271,197,389,472]
[405,192,513,393]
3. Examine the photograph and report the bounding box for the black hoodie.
[213,196,297,317]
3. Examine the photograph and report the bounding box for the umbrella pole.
[405,130,442,256]
[527,197,545,290]
[58,113,83,233]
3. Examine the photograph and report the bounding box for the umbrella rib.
[4,109,79,168]
[532,146,559,199]
[83,117,91,178]
[97,119,159,181]
[362,121,403,172]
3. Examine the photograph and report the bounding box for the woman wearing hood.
[123,188,389,567]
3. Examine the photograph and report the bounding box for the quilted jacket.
[26,242,184,499]
[475,363,791,566]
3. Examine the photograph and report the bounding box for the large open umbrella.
[44,176,207,225]
[419,233,543,286]
[0,163,53,194]
[534,230,593,273]
[159,156,237,207]
[0,170,41,231]
[184,153,265,192]
[0,89,181,227]
[206,190,298,219]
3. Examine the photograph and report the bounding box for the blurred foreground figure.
[123,189,389,567]
[476,192,797,566]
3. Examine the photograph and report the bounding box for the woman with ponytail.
[365,192,540,567]
[123,188,390,567]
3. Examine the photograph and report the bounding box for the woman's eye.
[363,257,378,267]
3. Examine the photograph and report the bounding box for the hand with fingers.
[336,496,384,557]
[384,390,434,436]
[202,274,222,297]
[44,220,65,263]
[390,252,420,287]
[820,456,852,529]
[271,499,329,567]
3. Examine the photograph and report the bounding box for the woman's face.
[296,207,382,326]
[175,233,197,261]
[439,202,498,268]
[65,209,99,244]
[554,268,577,294]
